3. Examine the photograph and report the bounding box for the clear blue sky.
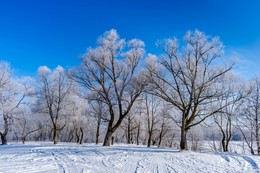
[0,0,260,77]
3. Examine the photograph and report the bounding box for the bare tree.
[0,62,29,145]
[35,66,73,144]
[157,105,172,147]
[188,126,204,151]
[66,95,89,144]
[133,101,146,145]
[213,73,247,152]
[236,77,260,155]
[70,29,147,146]
[14,111,44,144]
[146,30,234,150]
[144,94,161,147]
[89,99,108,144]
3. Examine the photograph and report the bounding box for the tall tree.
[70,29,147,146]
[35,66,73,144]
[146,30,234,150]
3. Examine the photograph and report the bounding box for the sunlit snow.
[0,142,259,173]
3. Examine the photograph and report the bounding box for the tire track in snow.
[101,150,131,172]
[134,153,153,173]
[219,154,257,172]
[242,156,260,173]
[134,152,170,173]
[50,148,84,173]
[91,149,105,156]
[163,152,181,173]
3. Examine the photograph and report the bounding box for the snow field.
[0,142,260,173]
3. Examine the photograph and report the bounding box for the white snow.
[0,142,260,173]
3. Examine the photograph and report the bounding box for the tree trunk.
[180,131,188,150]
[136,124,140,145]
[75,129,80,143]
[96,121,100,144]
[103,127,113,146]
[0,133,7,145]
[180,117,188,150]
[79,127,84,144]
[250,131,255,155]
[224,128,232,152]
[147,131,152,147]
[53,126,58,144]
[1,114,9,145]
[256,135,260,155]
[256,123,260,155]
[127,117,131,144]
[158,122,166,148]
[169,134,175,148]
[68,130,74,142]
[22,137,26,144]
[158,130,163,148]
[221,136,226,152]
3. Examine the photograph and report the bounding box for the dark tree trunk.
[250,130,255,155]
[96,120,101,144]
[180,130,188,150]
[127,116,131,144]
[217,116,232,152]
[257,136,260,155]
[79,127,84,144]
[22,137,26,144]
[158,127,164,148]
[1,114,9,145]
[53,126,58,144]
[180,116,188,150]
[136,124,140,145]
[103,111,124,146]
[221,136,226,152]
[158,137,162,147]
[0,133,7,145]
[147,131,152,147]
[103,127,113,146]
[75,129,80,143]
[256,117,260,155]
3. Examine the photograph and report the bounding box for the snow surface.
[0,142,260,173]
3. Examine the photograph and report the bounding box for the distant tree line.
[0,29,259,154]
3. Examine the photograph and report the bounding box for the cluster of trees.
[0,29,260,154]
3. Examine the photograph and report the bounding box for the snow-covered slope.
[0,142,259,173]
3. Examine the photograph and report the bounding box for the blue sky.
[0,0,259,77]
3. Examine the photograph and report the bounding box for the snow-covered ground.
[0,142,260,173]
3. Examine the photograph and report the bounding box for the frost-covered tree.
[237,77,260,155]
[54,91,86,143]
[156,104,172,148]
[146,30,234,150]
[144,94,161,147]
[35,66,73,144]
[134,106,145,145]
[13,109,45,144]
[121,111,139,144]
[0,62,30,145]
[70,29,148,146]
[213,73,247,152]
[89,98,108,144]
